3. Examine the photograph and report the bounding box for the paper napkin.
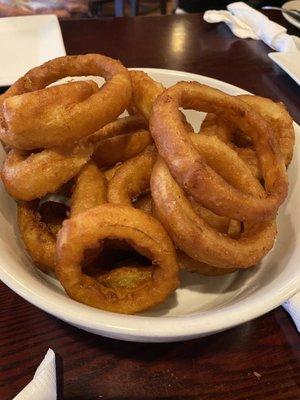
[283,294,300,333]
[204,1,300,52]
[13,349,57,400]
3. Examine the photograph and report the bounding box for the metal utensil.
[262,6,300,22]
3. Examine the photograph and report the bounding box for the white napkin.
[13,349,57,400]
[204,1,300,52]
[283,294,300,333]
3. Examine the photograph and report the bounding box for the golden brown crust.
[93,129,152,168]
[150,81,288,223]
[88,114,148,144]
[4,115,148,202]
[2,141,93,201]
[187,198,239,236]
[107,140,241,273]
[201,95,295,179]
[17,161,107,273]
[70,160,107,217]
[107,146,156,206]
[238,95,295,167]
[232,146,260,179]
[17,201,58,273]
[56,204,179,314]
[151,157,277,269]
[130,70,164,120]
[200,113,235,143]
[0,54,132,149]
[103,164,123,181]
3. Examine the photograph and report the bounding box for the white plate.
[268,51,300,85]
[282,0,300,29]
[0,15,66,87]
[0,68,300,343]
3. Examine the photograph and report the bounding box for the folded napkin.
[283,294,300,332]
[13,349,57,400]
[204,1,300,52]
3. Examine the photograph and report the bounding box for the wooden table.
[1,12,300,400]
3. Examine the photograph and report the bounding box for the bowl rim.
[1,265,299,340]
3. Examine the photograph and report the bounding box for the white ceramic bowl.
[0,68,299,342]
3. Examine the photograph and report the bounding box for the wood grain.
[60,12,300,124]
[0,283,299,400]
[0,12,300,400]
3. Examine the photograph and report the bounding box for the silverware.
[262,6,300,22]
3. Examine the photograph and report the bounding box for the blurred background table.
[1,11,300,400]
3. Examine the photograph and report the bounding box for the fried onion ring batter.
[92,129,152,168]
[238,95,295,167]
[56,204,179,314]
[70,160,107,217]
[150,82,288,222]
[17,200,62,273]
[107,144,241,274]
[0,54,132,149]
[2,141,93,201]
[18,161,107,272]
[151,156,276,269]
[200,95,295,179]
[130,70,164,120]
[107,146,156,206]
[88,114,147,144]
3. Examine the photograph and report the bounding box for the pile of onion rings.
[0,54,294,314]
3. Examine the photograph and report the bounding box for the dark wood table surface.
[1,11,300,400]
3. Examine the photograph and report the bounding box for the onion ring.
[2,115,148,202]
[107,146,156,206]
[107,146,241,238]
[89,114,151,167]
[107,143,241,274]
[200,116,261,178]
[232,147,260,179]
[2,141,93,201]
[17,200,64,273]
[150,82,288,222]
[238,95,295,167]
[38,201,69,236]
[18,161,107,272]
[129,72,241,239]
[200,112,235,143]
[92,129,152,168]
[151,155,276,269]
[88,114,147,144]
[201,95,295,178]
[0,80,97,155]
[130,70,164,120]
[56,204,179,314]
[70,160,107,217]
[151,133,277,268]
[106,136,241,234]
[104,164,123,181]
[187,196,241,237]
[0,54,132,150]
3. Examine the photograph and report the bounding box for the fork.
[262,6,300,22]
